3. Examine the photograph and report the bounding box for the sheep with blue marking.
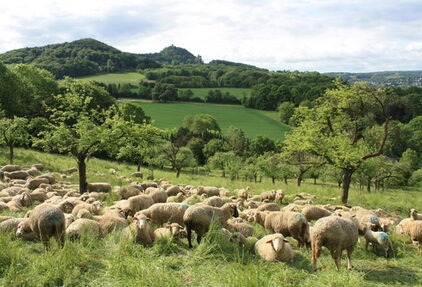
[363,228,394,258]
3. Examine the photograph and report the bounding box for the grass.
[128,100,290,140]
[77,72,145,85]
[179,88,251,100]
[1,147,422,286]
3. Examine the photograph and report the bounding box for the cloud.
[1,0,422,72]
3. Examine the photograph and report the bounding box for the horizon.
[1,1,421,73]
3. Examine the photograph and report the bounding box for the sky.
[1,0,422,73]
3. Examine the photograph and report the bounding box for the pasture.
[0,148,421,286]
[179,88,251,99]
[77,72,145,85]
[129,100,290,140]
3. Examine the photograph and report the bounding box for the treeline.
[327,70,422,87]
[0,38,161,78]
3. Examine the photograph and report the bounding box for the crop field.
[179,88,251,99]
[129,100,289,140]
[0,148,422,286]
[77,72,145,85]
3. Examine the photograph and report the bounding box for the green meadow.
[77,72,145,85]
[128,100,290,140]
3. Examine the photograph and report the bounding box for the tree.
[152,83,178,102]
[162,143,196,177]
[207,151,239,178]
[0,116,29,164]
[116,124,164,172]
[278,102,295,124]
[284,81,393,203]
[256,152,285,184]
[35,80,122,193]
[183,114,221,140]
[118,102,150,124]
[203,138,226,159]
[226,126,248,156]
[249,136,277,156]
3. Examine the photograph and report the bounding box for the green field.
[179,88,251,99]
[130,100,289,140]
[0,148,421,286]
[78,72,145,85]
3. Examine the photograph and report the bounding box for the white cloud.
[1,0,422,72]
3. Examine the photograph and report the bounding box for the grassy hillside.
[129,100,289,140]
[179,88,251,99]
[78,72,145,85]
[0,148,421,286]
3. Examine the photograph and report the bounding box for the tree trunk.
[313,178,317,185]
[78,157,87,194]
[272,177,275,184]
[284,178,288,184]
[341,169,353,204]
[9,142,14,164]
[176,168,181,178]
[366,177,371,193]
[137,161,142,172]
[297,175,302,187]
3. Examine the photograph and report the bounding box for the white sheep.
[410,209,422,221]
[154,223,185,239]
[66,218,102,240]
[254,233,293,262]
[87,182,112,193]
[396,218,422,254]
[122,215,155,246]
[311,216,359,270]
[301,205,332,221]
[136,202,190,226]
[363,228,394,258]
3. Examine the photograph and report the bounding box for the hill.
[0,38,162,78]
[139,45,202,65]
[128,100,290,140]
[326,70,422,87]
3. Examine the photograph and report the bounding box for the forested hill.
[326,70,422,87]
[139,45,202,65]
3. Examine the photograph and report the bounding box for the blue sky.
[1,0,422,72]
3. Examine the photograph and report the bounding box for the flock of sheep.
[0,164,422,271]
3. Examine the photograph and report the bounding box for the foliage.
[0,116,29,163]
[278,102,295,124]
[118,102,151,124]
[152,83,178,102]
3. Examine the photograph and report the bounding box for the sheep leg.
[365,239,369,251]
[346,248,354,270]
[311,240,321,270]
[186,222,193,248]
[332,248,341,270]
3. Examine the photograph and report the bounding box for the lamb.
[254,233,294,262]
[136,202,190,226]
[66,218,102,240]
[145,187,168,203]
[363,228,394,258]
[203,196,226,207]
[16,204,66,249]
[71,201,102,218]
[118,185,142,199]
[183,203,239,248]
[311,216,359,270]
[154,223,185,239]
[301,205,332,221]
[396,218,422,254]
[122,216,155,246]
[410,209,422,221]
[253,211,310,247]
[87,182,112,193]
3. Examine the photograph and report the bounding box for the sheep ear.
[283,239,289,243]
[165,225,171,228]
[351,215,356,218]
[146,218,152,222]
[337,213,342,217]
[132,217,138,221]
[266,239,273,244]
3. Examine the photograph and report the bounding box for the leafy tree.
[203,138,226,159]
[35,80,123,193]
[187,137,206,165]
[278,102,295,124]
[0,116,29,164]
[240,157,259,182]
[400,148,420,171]
[152,83,178,102]
[256,152,285,184]
[118,102,150,124]
[249,136,276,156]
[162,143,196,177]
[403,116,422,153]
[226,126,248,156]
[183,114,221,141]
[283,81,393,203]
[207,151,238,178]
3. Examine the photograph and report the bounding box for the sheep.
[311,216,359,270]
[197,186,220,197]
[355,210,382,234]
[167,192,185,203]
[203,196,226,207]
[396,218,422,254]
[136,202,190,226]
[7,192,32,212]
[126,194,155,216]
[30,189,48,202]
[71,201,102,218]
[0,216,13,223]
[410,209,422,221]
[183,203,239,248]
[363,228,394,258]
[16,204,66,249]
[145,187,168,203]
[0,201,8,212]
[154,223,185,239]
[122,216,155,246]
[131,171,143,178]
[301,205,332,221]
[31,164,44,171]
[92,215,128,234]
[260,190,276,201]
[87,182,112,193]
[254,233,294,262]
[226,218,254,237]
[118,185,142,199]
[0,186,26,197]
[257,203,280,212]
[165,185,182,196]
[4,171,29,180]
[26,167,41,177]
[38,173,56,184]
[1,165,21,172]
[0,218,37,240]
[109,168,116,175]
[65,168,78,174]
[25,177,50,190]
[66,218,102,240]
[253,211,310,248]
[236,187,249,200]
